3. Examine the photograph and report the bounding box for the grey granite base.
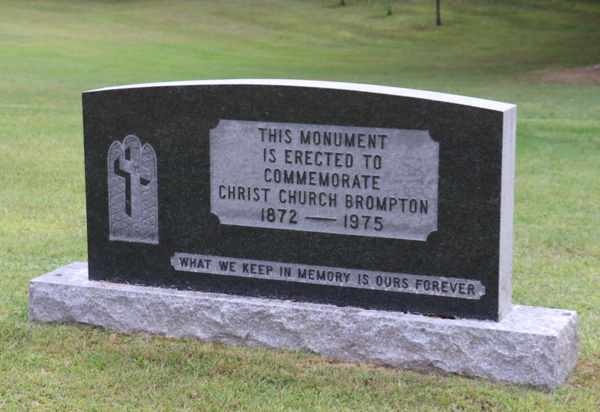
[29,263,579,388]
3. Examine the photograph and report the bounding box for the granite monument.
[29,80,578,387]
[82,79,515,321]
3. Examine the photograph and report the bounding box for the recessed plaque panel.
[210,120,438,241]
[171,253,484,299]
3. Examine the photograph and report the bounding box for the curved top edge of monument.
[85,79,515,112]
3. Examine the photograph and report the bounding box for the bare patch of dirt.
[537,64,600,85]
[565,358,600,389]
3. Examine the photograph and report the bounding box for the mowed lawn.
[0,0,598,410]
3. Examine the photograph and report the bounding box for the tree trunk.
[383,0,392,15]
[436,0,442,26]
[341,0,345,6]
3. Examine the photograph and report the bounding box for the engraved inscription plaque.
[171,253,485,299]
[210,121,438,241]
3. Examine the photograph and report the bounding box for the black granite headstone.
[83,80,516,321]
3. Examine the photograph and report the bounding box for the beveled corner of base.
[29,262,579,388]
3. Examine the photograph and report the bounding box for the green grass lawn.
[1,0,599,410]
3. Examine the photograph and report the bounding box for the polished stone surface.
[29,263,578,388]
[83,80,516,320]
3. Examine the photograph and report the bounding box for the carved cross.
[115,147,152,221]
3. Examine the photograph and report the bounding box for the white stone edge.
[498,106,517,320]
[84,79,515,112]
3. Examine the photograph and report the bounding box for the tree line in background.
[340,0,442,25]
